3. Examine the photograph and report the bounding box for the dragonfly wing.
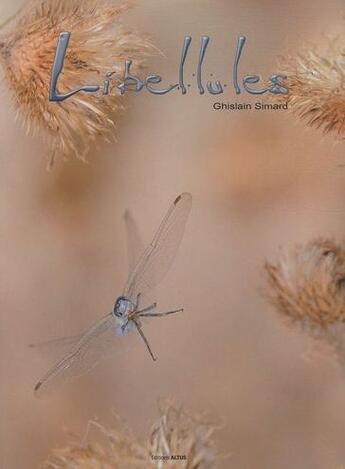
[34,313,119,397]
[124,209,144,274]
[29,334,83,359]
[123,193,192,303]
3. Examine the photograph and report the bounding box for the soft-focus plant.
[41,402,222,468]
[265,238,345,366]
[279,38,345,139]
[0,0,155,166]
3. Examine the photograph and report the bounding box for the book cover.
[1,1,345,468]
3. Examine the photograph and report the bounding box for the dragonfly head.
[113,296,133,318]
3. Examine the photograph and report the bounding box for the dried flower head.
[149,403,220,468]
[279,38,345,138]
[0,0,155,166]
[264,238,345,365]
[41,403,221,468]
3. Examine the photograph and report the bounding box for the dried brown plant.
[264,238,345,365]
[40,403,221,468]
[0,0,155,166]
[279,38,345,138]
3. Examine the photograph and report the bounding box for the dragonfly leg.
[135,293,141,309]
[132,319,157,361]
[137,302,157,315]
[139,307,183,318]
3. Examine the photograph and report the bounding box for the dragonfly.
[33,193,192,396]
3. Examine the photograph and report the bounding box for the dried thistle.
[0,0,155,166]
[279,38,345,138]
[149,403,220,468]
[41,403,221,468]
[264,238,345,365]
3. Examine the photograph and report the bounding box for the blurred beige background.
[2,0,345,468]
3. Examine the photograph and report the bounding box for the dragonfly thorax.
[113,296,135,318]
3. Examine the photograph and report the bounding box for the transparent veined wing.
[123,193,192,303]
[34,313,120,397]
[29,334,83,358]
[124,209,144,274]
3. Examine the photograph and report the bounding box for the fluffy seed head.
[0,0,155,166]
[279,38,345,138]
[40,403,221,468]
[149,403,219,468]
[264,238,345,364]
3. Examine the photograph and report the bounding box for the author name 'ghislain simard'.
[213,102,288,111]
